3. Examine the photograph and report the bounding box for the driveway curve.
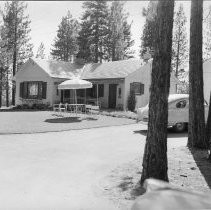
[0,124,187,209]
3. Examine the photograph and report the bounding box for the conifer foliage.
[51,11,79,62]
[1,1,33,105]
[36,42,45,59]
[107,1,134,61]
[77,1,109,63]
[172,4,188,77]
[140,1,158,57]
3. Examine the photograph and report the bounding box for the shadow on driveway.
[189,147,211,189]
[133,129,188,138]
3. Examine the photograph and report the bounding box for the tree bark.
[6,67,9,107]
[140,0,175,185]
[188,0,208,149]
[12,49,16,106]
[206,92,211,150]
[0,67,2,108]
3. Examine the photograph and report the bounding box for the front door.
[109,84,117,108]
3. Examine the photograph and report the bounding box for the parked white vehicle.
[137,94,209,132]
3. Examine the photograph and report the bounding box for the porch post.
[96,83,99,106]
[85,89,86,104]
[63,90,64,103]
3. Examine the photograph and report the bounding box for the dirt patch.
[100,146,211,210]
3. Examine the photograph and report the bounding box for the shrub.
[127,90,136,112]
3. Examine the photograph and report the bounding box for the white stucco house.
[203,59,211,103]
[14,58,179,110]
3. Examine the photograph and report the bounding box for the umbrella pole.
[63,90,64,103]
[75,89,77,116]
[97,84,99,106]
[85,89,86,104]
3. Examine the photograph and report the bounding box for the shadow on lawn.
[45,116,98,123]
[45,117,82,123]
[133,129,188,138]
[189,147,211,189]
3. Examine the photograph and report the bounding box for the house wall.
[124,62,152,110]
[124,62,178,110]
[52,78,67,104]
[87,79,124,109]
[203,60,211,103]
[15,59,54,106]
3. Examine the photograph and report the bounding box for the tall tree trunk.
[140,0,175,185]
[94,18,99,63]
[12,49,16,106]
[175,39,180,77]
[206,92,211,151]
[175,20,181,78]
[6,67,9,107]
[188,0,208,149]
[0,67,2,108]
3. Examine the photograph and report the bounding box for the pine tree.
[36,42,45,59]
[0,32,7,107]
[206,93,211,153]
[140,1,158,58]
[1,1,33,106]
[51,11,79,62]
[77,1,109,63]
[203,5,211,61]
[107,1,134,61]
[140,0,175,184]
[188,0,208,149]
[172,3,188,77]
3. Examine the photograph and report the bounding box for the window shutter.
[19,82,23,98]
[98,84,104,97]
[42,82,47,99]
[38,82,42,99]
[23,82,28,99]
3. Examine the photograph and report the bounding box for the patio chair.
[53,103,61,112]
[85,105,92,115]
[90,105,100,115]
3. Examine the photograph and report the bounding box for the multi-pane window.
[28,83,39,96]
[130,82,144,95]
[20,81,47,99]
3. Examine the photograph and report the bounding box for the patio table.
[67,104,86,115]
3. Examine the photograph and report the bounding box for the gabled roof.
[81,59,144,80]
[31,58,84,79]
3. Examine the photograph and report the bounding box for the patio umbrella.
[58,77,92,104]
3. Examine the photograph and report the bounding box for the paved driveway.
[0,124,187,209]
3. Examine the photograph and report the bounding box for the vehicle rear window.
[176,100,187,108]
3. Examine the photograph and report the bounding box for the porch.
[59,79,125,109]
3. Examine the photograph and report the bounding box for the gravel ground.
[101,140,211,210]
[0,111,135,134]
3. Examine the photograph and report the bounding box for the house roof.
[20,58,180,85]
[81,59,144,80]
[31,58,84,79]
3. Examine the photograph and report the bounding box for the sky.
[1,1,211,59]
[26,1,149,58]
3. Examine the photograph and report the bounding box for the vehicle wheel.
[173,123,187,132]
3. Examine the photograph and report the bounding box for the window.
[130,82,144,95]
[176,100,187,108]
[20,81,47,99]
[118,88,121,98]
[98,84,104,98]
[28,83,39,96]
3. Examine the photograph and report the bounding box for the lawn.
[0,111,135,134]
